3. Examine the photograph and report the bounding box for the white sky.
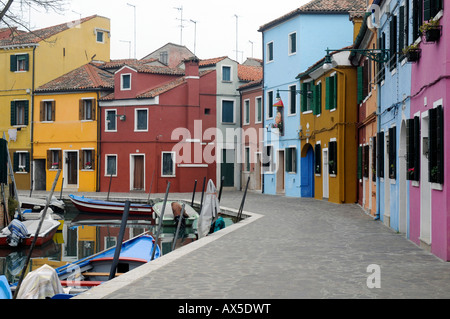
[16,0,310,62]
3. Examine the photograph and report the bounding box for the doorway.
[34,159,46,190]
[322,148,329,199]
[64,151,78,187]
[221,149,234,187]
[131,155,145,191]
[301,144,314,198]
[399,121,407,234]
[276,150,285,194]
[420,113,431,245]
[255,153,262,190]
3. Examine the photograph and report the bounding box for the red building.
[98,57,217,193]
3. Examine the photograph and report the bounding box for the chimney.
[184,56,200,107]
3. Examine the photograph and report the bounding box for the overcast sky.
[17,0,310,62]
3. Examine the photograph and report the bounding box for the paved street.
[58,190,450,299]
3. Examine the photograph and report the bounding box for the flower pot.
[406,49,421,62]
[425,28,440,42]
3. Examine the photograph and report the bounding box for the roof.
[238,65,263,82]
[238,79,263,91]
[0,15,100,47]
[258,0,366,31]
[35,63,114,92]
[199,56,228,67]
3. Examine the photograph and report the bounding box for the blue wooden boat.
[56,234,161,288]
[69,194,154,215]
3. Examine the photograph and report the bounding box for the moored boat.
[56,233,161,288]
[0,218,60,247]
[153,201,199,227]
[69,194,154,215]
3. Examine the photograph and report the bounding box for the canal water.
[0,197,233,285]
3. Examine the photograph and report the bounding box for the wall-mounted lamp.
[323,47,390,70]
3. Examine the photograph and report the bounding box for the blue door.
[301,145,314,197]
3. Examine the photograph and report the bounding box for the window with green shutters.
[285,147,296,173]
[10,54,29,72]
[363,145,369,178]
[406,117,420,181]
[377,132,384,178]
[412,0,423,41]
[313,82,322,116]
[389,15,397,71]
[325,74,337,110]
[10,100,29,126]
[423,0,443,21]
[301,82,314,113]
[13,152,30,173]
[388,127,397,179]
[428,105,444,184]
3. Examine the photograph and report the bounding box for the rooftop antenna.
[190,19,197,55]
[234,14,239,62]
[174,6,188,45]
[127,3,137,59]
[249,40,254,58]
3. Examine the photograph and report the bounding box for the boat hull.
[0,220,60,247]
[69,195,154,215]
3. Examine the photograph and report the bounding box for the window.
[267,41,274,62]
[245,147,250,172]
[301,82,313,113]
[13,152,29,173]
[372,136,377,182]
[40,101,55,122]
[377,32,386,83]
[363,145,369,178]
[398,5,409,61]
[288,32,297,55]
[357,145,362,180]
[244,99,250,125]
[406,117,420,181]
[389,15,397,71]
[106,155,117,176]
[423,0,443,21]
[96,30,104,43]
[160,51,168,65]
[162,152,175,177]
[388,127,397,179]
[10,54,29,72]
[315,144,321,175]
[313,82,322,116]
[329,141,337,175]
[267,91,274,119]
[81,149,95,170]
[289,85,297,115]
[222,66,231,82]
[262,145,273,172]
[105,110,117,131]
[325,74,338,110]
[221,100,234,124]
[285,147,296,173]
[79,99,95,121]
[47,150,62,170]
[11,100,29,126]
[428,105,444,184]
[135,109,148,131]
[121,74,131,90]
[255,97,262,123]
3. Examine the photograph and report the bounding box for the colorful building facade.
[0,15,111,190]
[409,0,448,260]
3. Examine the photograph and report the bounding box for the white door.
[322,148,329,199]
[420,113,431,245]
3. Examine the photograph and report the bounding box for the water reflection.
[0,199,198,284]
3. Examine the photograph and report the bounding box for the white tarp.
[16,264,64,299]
[197,179,220,238]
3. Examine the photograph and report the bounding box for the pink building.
[409,3,449,261]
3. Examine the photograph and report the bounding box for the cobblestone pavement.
[24,190,450,299]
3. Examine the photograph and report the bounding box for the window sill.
[14,171,28,174]
[302,110,313,114]
[431,183,443,191]
[161,175,176,178]
[412,181,420,187]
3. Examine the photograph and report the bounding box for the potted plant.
[402,43,421,62]
[420,19,441,42]
[51,162,59,169]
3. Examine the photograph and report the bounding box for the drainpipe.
[96,91,101,192]
[30,45,37,192]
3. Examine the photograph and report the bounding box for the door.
[34,159,46,190]
[221,149,234,187]
[255,153,262,190]
[66,152,78,186]
[322,148,329,199]
[420,114,431,245]
[133,155,145,190]
[301,144,314,197]
[276,150,285,193]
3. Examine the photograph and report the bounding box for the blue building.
[258,0,366,197]
[376,0,413,235]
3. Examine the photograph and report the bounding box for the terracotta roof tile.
[259,0,366,31]
[0,15,99,47]
[199,56,228,67]
[238,65,262,82]
[36,63,114,92]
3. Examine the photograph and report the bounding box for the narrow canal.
[0,196,233,285]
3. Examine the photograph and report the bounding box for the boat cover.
[6,219,28,247]
[16,264,64,299]
[197,180,220,238]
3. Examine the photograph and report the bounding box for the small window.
[204,108,211,115]
[301,82,313,113]
[222,66,231,82]
[11,100,29,126]
[245,147,250,172]
[329,141,337,175]
[80,99,95,121]
[135,109,148,131]
[289,85,297,115]
[14,152,29,173]
[325,74,338,111]
[10,54,29,72]
[106,155,117,176]
[82,149,95,170]
[388,127,396,179]
[288,32,297,55]
[244,99,250,125]
[221,100,234,124]
[285,147,297,173]
[160,51,168,65]
[255,97,262,123]
[162,152,175,177]
[267,41,274,62]
[47,150,62,170]
[315,144,322,175]
[96,30,104,43]
[267,91,274,119]
[106,110,117,131]
[121,74,131,90]
[262,145,273,172]
[41,101,55,122]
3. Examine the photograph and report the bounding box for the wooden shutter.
[363,145,369,178]
[91,99,97,121]
[51,101,56,121]
[435,105,444,184]
[13,152,19,172]
[399,6,405,53]
[333,74,338,108]
[357,66,364,103]
[301,82,308,112]
[413,116,420,181]
[357,145,362,179]
[428,107,437,182]
[325,77,333,110]
[315,144,321,174]
[329,141,337,175]
[423,0,431,21]
[79,100,84,120]
[389,15,397,71]
[372,136,377,182]
[25,152,30,173]
[406,119,414,180]
[92,150,96,170]
[0,139,7,183]
[10,55,17,72]
[285,148,292,173]
[58,150,62,169]
[389,127,396,179]
[24,54,29,71]
[40,101,45,122]
[10,101,16,126]
[47,150,52,169]
[377,132,384,178]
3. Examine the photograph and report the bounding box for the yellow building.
[34,63,114,192]
[0,15,111,190]
[297,50,358,204]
